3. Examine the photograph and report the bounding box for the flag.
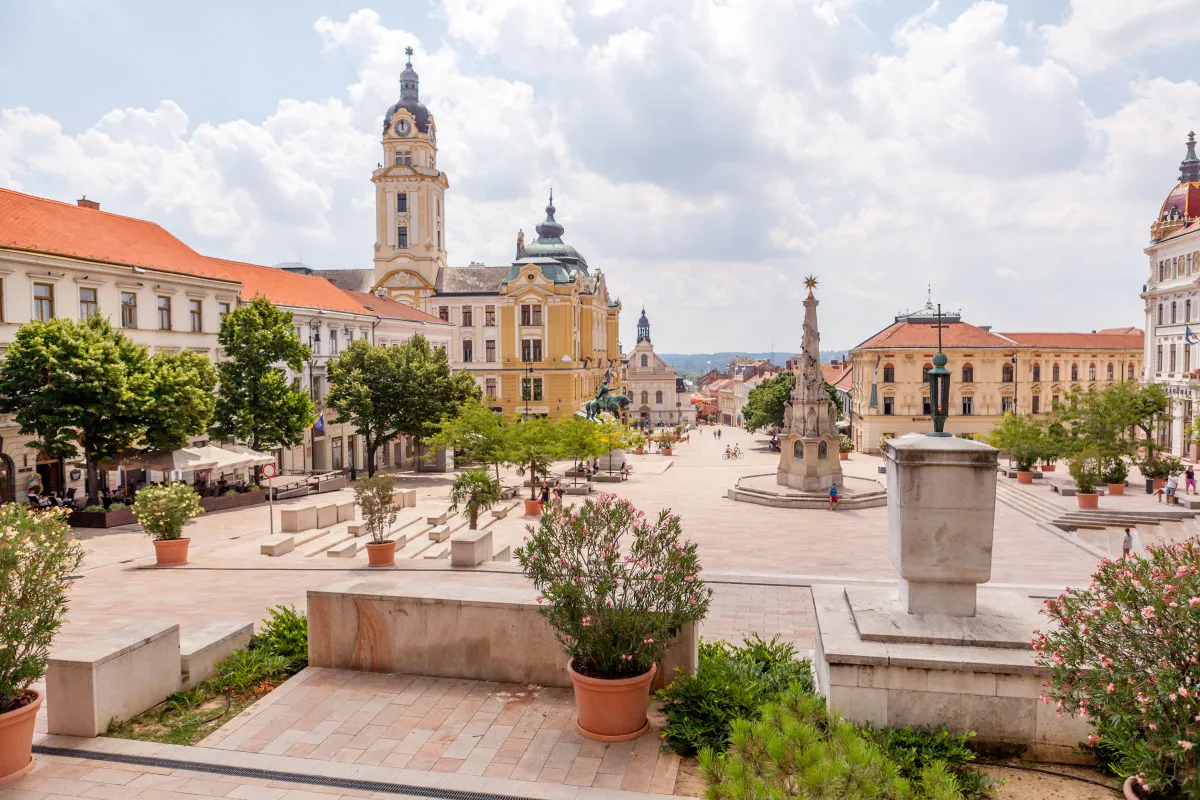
[313,411,325,434]
[1187,326,1198,345]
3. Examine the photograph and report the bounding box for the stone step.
[326,540,359,559]
[259,535,295,556]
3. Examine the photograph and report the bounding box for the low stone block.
[280,506,317,533]
[347,522,364,536]
[1035,697,1094,745]
[593,473,623,483]
[259,535,295,556]
[491,506,508,520]
[827,684,888,727]
[429,524,451,542]
[316,504,338,528]
[47,622,181,736]
[392,488,416,508]
[889,690,1036,744]
[997,673,1046,699]
[336,502,355,523]
[564,484,593,495]
[450,530,493,567]
[327,540,359,558]
[925,668,998,696]
[426,511,448,525]
[827,664,859,687]
[180,621,253,691]
[858,665,929,692]
[501,487,517,500]
[492,546,511,561]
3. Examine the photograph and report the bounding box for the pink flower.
[582,617,591,627]
[1180,687,1191,698]
[685,575,695,583]
[1190,597,1200,608]
[643,637,654,643]
[1106,683,1115,694]
[536,596,543,604]
[1180,741,1194,751]
[1142,606,1156,619]
[1149,723,1158,730]
[654,574,664,583]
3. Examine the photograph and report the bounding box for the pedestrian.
[1187,466,1196,495]
[553,487,565,508]
[718,428,722,440]
[1166,472,1180,505]
[828,484,839,511]
[1121,527,1133,560]
[540,483,551,506]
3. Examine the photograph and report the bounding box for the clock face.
[394,119,412,137]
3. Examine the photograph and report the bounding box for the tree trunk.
[365,430,375,478]
[85,455,101,508]
[530,458,538,500]
[469,507,478,530]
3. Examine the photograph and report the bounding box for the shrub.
[699,686,965,799]
[839,435,854,453]
[252,604,308,673]
[864,726,995,799]
[0,505,85,713]
[80,504,108,513]
[1033,539,1200,797]
[658,634,813,756]
[988,413,1044,472]
[516,494,711,680]
[132,483,204,540]
[210,648,290,694]
[449,468,502,529]
[1069,447,1101,494]
[1100,455,1128,485]
[352,473,397,544]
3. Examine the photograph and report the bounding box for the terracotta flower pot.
[1154,477,1166,490]
[661,447,673,456]
[366,540,396,566]
[1077,493,1099,510]
[1041,464,1056,472]
[153,537,190,566]
[1016,470,1034,484]
[523,499,544,516]
[1123,776,1141,799]
[634,447,644,455]
[839,452,849,461]
[568,660,656,742]
[1107,483,1125,496]
[0,690,42,785]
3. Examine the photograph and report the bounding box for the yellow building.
[849,302,1144,453]
[367,49,621,418]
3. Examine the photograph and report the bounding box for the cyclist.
[724,445,732,459]
[731,444,742,459]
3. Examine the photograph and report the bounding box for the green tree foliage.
[742,372,795,432]
[449,468,503,529]
[507,417,562,499]
[0,316,214,497]
[132,483,205,541]
[556,416,605,482]
[211,297,314,453]
[427,397,511,481]
[986,413,1046,471]
[325,340,406,476]
[352,473,398,544]
[386,335,479,465]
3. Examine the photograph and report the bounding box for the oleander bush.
[132,483,204,540]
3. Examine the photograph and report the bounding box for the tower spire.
[400,46,419,102]
[1181,131,1200,183]
[535,189,565,241]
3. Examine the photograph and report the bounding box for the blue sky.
[2,0,1199,352]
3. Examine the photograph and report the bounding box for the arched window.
[1128,363,1135,380]
[1052,363,1060,382]
[1001,362,1014,383]
[793,440,804,459]
[883,363,895,383]
[655,390,663,404]
[640,354,648,367]
[1088,363,1096,381]
[1106,363,1114,380]
[962,363,974,383]
[1031,363,1041,382]
[640,390,648,404]
[1172,301,1178,323]
[1159,304,1165,324]
[922,363,933,382]
[818,441,828,460]
[1071,363,1079,382]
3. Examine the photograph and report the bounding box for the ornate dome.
[382,47,431,135]
[518,190,589,271]
[1152,132,1200,240]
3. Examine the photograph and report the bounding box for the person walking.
[829,484,839,511]
[540,483,551,506]
[1121,528,1133,560]
[1187,466,1196,495]
[1166,472,1180,505]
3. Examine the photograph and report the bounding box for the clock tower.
[372,47,449,302]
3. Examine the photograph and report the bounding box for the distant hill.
[659,351,849,374]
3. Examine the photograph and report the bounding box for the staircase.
[994,479,1063,524]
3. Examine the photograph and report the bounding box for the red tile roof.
[0,188,238,283]
[823,363,852,389]
[855,321,1017,350]
[346,291,450,325]
[206,257,370,315]
[1002,332,1144,350]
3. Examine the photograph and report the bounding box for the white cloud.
[439,0,578,54]
[1042,0,1200,73]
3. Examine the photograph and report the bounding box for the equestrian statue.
[584,380,631,420]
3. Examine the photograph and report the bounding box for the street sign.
[262,464,276,479]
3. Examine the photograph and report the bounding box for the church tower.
[372,47,449,301]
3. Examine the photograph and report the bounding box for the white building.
[1140,132,1200,459]
[624,309,694,427]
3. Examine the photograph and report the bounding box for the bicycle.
[721,448,744,460]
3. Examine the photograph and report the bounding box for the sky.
[2,0,1199,353]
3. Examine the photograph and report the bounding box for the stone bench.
[47,622,182,736]
[491,506,508,520]
[493,546,511,562]
[501,487,518,500]
[326,540,358,559]
[316,504,339,528]
[397,488,417,508]
[593,473,624,483]
[336,502,355,522]
[280,506,317,533]
[308,581,696,690]
[347,522,365,536]
[426,511,448,525]
[450,530,493,567]
[564,484,593,495]
[180,621,253,691]
[428,524,451,542]
[259,535,295,556]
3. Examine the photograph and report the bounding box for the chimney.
[77,196,100,210]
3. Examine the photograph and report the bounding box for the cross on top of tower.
[405,46,414,60]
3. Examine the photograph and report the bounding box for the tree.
[387,335,479,466]
[742,373,794,432]
[0,316,212,499]
[449,468,502,529]
[210,297,314,456]
[325,340,406,477]
[507,417,561,500]
[352,474,398,544]
[987,413,1045,471]
[427,397,510,482]
[556,416,605,484]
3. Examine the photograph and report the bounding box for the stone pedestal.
[598,449,626,471]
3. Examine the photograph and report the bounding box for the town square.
[2,3,1200,800]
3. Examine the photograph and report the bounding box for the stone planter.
[634,447,644,455]
[0,690,41,785]
[152,538,190,566]
[199,490,267,513]
[839,452,850,461]
[1107,483,1126,496]
[68,505,135,528]
[1123,777,1141,799]
[523,499,544,516]
[661,447,673,456]
[1041,463,1056,472]
[365,540,396,567]
[1016,470,1034,484]
[568,660,655,742]
[1077,493,1099,510]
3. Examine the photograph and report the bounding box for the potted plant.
[629,430,647,455]
[0,505,84,782]
[838,434,853,461]
[449,468,502,529]
[655,431,678,456]
[1069,447,1101,510]
[988,412,1044,484]
[1101,454,1128,496]
[1041,421,1066,472]
[132,483,204,566]
[516,495,711,741]
[877,432,894,455]
[355,473,399,566]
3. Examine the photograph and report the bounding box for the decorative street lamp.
[523,356,535,419]
[928,304,951,436]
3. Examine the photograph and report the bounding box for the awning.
[186,446,263,473]
[101,449,220,473]
[221,444,275,466]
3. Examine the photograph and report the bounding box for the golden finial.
[803,275,818,299]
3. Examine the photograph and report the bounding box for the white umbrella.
[117,448,220,472]
[220,444,275,466]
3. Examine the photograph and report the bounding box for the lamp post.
[523,357,534,419]
[308,319,322,404]
[927,304,951,436]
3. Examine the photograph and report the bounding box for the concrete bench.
[180,621,253,691]
[392,488,417,508]
[450,530,493,567]
[593,473,624,482]
[491,506,509,520]
[47,622,181,736]
[493,546,511,562]
[316,504,338,528]
[280,506,317,533]
[259,535,295,556]
[428,524,451,542]
[426,511,448,525]
[336,502,355,523]
[565,484,593,495]
[348,522,365,536]
[326,540,359,559]
[501,487,517,500]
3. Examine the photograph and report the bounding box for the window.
[521,378,543,401]
[882,363,895,383]
[485,340,496,362]
[1170,344,1177,373]
[521,339,543,362]
[394,150,412,166]
[1002,396,1014,413]
[485,305,495,326]
[188,299,202,332]
[79,287,98,318]
[438,306,449,321]
[883,396,894,416]
[462,306,473,327]
[344,329,352,350]
[922,396,931,416]
[1159,262,1165,281]
[1107,362,1115,380]
[485,377,497,397]
[922,363,933,382]
[640,354,648,367]
[121,292,137,328]
[1188,300,1193,322]
[1002,362,1014,382]
[463,340,473,362]
[1070,363,1079,381]
[1032,395,1041,414]
[157,296,172,330]
[437,230,441,250]
[1128,363,1135,380]
[520,304,543,325]
[397,226,408,248]
[331,437,344,471]
[1088,363,1096,381]
[655,390,664,404]
[962,364,974,383]
[1172,301,1178,323]
[640,390,649,404]
[396,193,407,213]
[311,374,324,403]
[218,301,230,322]
[1157,345,1164,372]
[33,283,54,321]
[330,329,340,355]
[1052,394,1059,407]
[1159,304,1164,324]
[962,396,973,415]
[1031,363,1040,382]
[1052,363,1061,382]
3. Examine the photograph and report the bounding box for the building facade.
[849,301,1143,453]
[624,309,694,426]
[1140,132,1200,457]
